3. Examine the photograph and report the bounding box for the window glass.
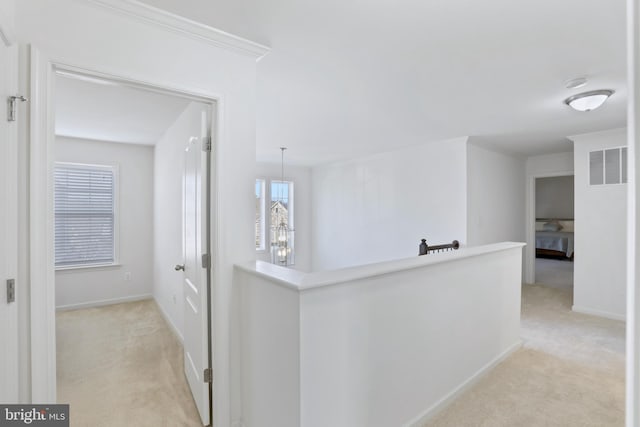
[270,180,295,265]
[255,179,265,250]
[55,163,116,267]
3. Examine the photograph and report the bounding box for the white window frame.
[255,178,295,264]
[270,179,294,232]
[269,179,295,265]
[255,178,266,251]
[54,162,119,270]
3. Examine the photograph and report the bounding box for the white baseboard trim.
[154,298,184,343]
[572,305,626,322]
[403,340,523,427]
[56,294,152,311]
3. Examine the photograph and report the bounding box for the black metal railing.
[418,239,460,256]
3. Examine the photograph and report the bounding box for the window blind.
[54,164,115,267]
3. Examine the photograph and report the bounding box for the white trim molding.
[627,0,640,425]
[56,294,151,311]
[0,0,16,46]
[572,305,627,322]
[1,41,19,403]
[404,340,523,427]
[154,299,184,343]
[28,54,222,410]
[84,0,271,59]
[524,169,574,285]
[29,47,58,404]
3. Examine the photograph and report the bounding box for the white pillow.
[559,220,574,232]
[542,222,563,232]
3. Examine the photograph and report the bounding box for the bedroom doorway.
[51,68,213,425]
[534,175,575,292]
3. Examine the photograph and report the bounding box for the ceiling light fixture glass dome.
[564,90,614,112]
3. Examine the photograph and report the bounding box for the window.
[254,178,295,264]
[270,180,295,265]
[54,163,117,268]
[255,179,265,250]
[589,147,628,185]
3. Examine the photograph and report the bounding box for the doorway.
[533,175,575,293]
[52,69,214,425]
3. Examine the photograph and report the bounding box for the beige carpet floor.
[424,285,625,427]
[535,258,574,291]
[56,299,202,427]
[58,287,624,427]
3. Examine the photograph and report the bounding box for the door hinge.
[6,279,15,303]
[204,368,212,383]
[7,95,28,122]
[202,136,212,152]
[201,253,211,269]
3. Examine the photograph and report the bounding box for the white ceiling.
[141,0,626,164]
[55,74,191,145]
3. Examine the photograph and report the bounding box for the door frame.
[524,170,575,285]
[0,18,19,403]
[28,49,218,419]
[628,0,640,423]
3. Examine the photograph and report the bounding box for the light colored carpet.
[58,288,624,427]
[56,299,202,427]
[535,258,574,290]
[424,285,625,427]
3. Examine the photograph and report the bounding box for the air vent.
[589,147,627,186]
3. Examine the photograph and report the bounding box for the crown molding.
[567,126,626,142]
[85,0,270,59]
[0,24,14,47]
[0,1,16,46]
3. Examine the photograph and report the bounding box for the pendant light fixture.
[564,89,614,112]
[271,147,294,266]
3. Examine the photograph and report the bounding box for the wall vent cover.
[589,147,627,186]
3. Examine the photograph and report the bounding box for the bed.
[535,219,574,260]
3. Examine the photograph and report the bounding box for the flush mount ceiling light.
[564,90,614,112]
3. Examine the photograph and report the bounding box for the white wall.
[526,151,575,176]
[256,162,312,272]
[535,175,574,219]
[570,128,627,320]
[237,242,523,427]
[466,143,526,247]
[239,269,301,427]
[54,137,153,309]
[311,137,468,271]
[524,152,574,283]
[17,2,261,422]
[0,0,15,44]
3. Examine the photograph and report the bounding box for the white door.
[0,41,19,401]
[182,105,212,425]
